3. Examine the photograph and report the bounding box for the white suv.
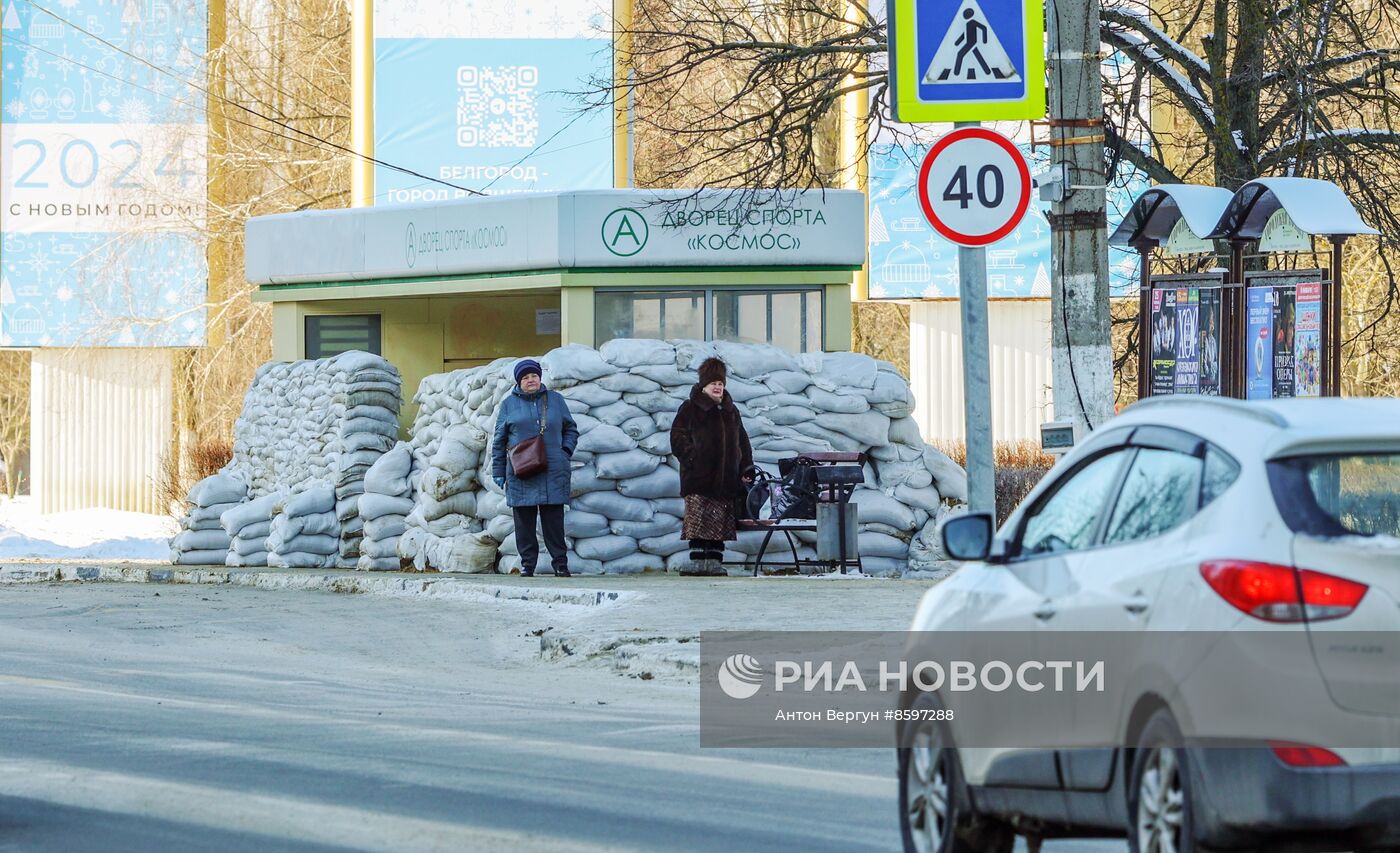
[899,396,1400,853]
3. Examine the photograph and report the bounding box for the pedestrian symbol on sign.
[924,0,1020,84]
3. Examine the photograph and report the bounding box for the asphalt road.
[0,583,1123,852]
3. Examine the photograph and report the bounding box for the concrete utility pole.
[1046,0,1115,434]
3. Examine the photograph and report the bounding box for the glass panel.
[1274,453,1400,537]
[1103,448,1203,545]
[770,292,802,354]
[305,315,380,358]
[737,293,767,344]
[594,292,635,343]
[633,296,662,340]
[661,295,705,340]
[1018,450,1131,557]
[804,291,823,352]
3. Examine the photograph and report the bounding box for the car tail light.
[1199,561,1368,622]
[1270,742,1348,768]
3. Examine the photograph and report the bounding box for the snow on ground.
[0,497,177,561]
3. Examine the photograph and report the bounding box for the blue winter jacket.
[491,385,578,508]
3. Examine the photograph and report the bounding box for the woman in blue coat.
[491,358,579,577]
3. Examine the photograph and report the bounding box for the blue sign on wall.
[372,0,612,202]
[1,0,208,347]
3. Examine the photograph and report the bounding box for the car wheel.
[898,695,1014,853]
[1128,708,1198,853]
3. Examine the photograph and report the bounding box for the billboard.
[1246,282,1323,401]
[1,0,208,347]
[372,0,613,203]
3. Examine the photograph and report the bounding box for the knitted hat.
[698,357,727,387]
[513,358,542,385]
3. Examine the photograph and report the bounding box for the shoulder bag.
[508,393,549,479]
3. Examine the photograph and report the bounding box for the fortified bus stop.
[244,189,867,430]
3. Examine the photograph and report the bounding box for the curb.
[0,563,637,609]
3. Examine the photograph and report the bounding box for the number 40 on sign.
[917,127,1031,247]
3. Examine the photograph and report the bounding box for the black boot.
[703,549,727,576]
[521,566,535,578]
[680,550,709,576]
[554,565,571,578]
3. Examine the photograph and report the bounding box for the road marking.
[0,755,632,853]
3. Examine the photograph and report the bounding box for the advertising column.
[372,0,613,202]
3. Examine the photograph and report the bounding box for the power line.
[20,0,485,197]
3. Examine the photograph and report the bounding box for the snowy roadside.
[0,497,177,562]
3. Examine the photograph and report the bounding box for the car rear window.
[1268,452,1400,538]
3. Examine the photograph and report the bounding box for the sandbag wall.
[399,340,966,577]
[170,351,403,568]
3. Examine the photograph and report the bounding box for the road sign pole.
[953,120,996,518]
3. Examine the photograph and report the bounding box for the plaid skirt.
[681,495,737,541]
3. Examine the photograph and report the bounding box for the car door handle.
[1033,602,1057,621]
[1123,594,1150,615]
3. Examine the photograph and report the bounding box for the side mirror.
[942,513,995,561]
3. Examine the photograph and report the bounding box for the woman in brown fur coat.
[668,357,753,577]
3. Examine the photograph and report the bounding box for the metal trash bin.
[816,503,859,561]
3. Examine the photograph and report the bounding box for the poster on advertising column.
[1149,288,1177,396]
[373,0,613,203]
[1271,285,1296,399]
[1172,288,1199,394]
[1294,282,1323,398]
[1245,287,1275,400]
[0,0,208,346]
[1198,288,1222,396]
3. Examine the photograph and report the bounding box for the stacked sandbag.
[267,486,339,569]
[400,340,966,577]
[169,472,247,565]
[222,492,281,567]
[357,442,414,571]
[172,350,402,569]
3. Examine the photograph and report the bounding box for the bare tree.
[0,351,31,498]
[594,0,1400,395]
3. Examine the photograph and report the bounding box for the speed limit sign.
[917,127,1031,246]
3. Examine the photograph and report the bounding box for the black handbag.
[508,393,549,479]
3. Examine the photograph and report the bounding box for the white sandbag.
[665,551,695,572]
[601,338,677,368]
[221,493,281,535]
[859,531,911,559]
[888,416,925,446]
[187,472,248,508]
[746,393,814,414]
[761,405,819,427]
[653,411,676,431]
[234,520,272,542]
[639,432,673,455]
[485,513,516,542]
[629,364,696,387]
[721,378,768,403]
[564,510,611,539]
[365,515,407,541]
[790,420,865,453]
[650,498,686,518]
[499,533,518,557]
[269,552,337,569]
[894,483,943,515]
[417,484,478,518]
[673,339,720,370]
[569,465,611,497]
[558,383,622,408]
[712,341,799,377]
[573,491,655,522]
[572,413,602,434]
[498,555,523,575]
[851,489,918,531]
[359,493,416,519]
[186,501,241,527]
[182,516,229,533]
[359,538,401,560]
[574,534,637,562]
[577,424,637,454]
[618,416,656,440]
[343,417,399,439]
[283,486,336,517]
[364,443,413,492]
[226,550,268,567]
[730,530,797,556]
[639,534,690,557]
[421,465,478,503]
[820,411,891,448]
[288,512,340,538]
[858,557,907,577]
[923,446,968,503]
[475,491,508,520]
[274,533,339,555]
[616,466,681,499]
[597,372,661,394]
[594,449,662,480]
[358,556,403,572]
[543,344,614,383]
[805,387,871,414]
[609,514,680,539]
[447,532,499,573]
[591,399,649,425]
[760,370,812,395]
[602,553,664,574]
[805,351,879,391]
[173,549,230,566]
[621,391,676,414]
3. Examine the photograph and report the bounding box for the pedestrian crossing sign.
[888,0,1046,122]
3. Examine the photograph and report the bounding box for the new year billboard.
[1,0,208,346]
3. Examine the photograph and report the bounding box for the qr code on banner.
[456,65,540,148]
